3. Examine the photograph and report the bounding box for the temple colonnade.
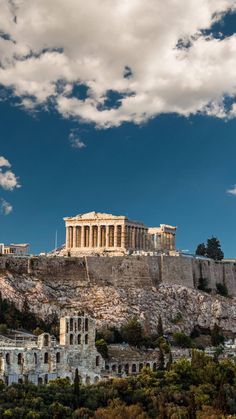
[66,224,148,250]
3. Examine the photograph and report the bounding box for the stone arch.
[77,334,81,344]
[56,352,60,363]
[70,333,73,345]
[86,376,91,385]
[139,363,143,372]
[34,353,37,364]
[94,376,99,384]
[118,365,122,374]
[44,352,49,364]
[132,364,137,373]
[6,353,10,365]
[85,334,88,344]
[96,356,100,367]
[85,318,88,331]
[17,353,23,365]
[43,334,49,347]
[112,364,117,372]
[124,364,129,375]
[153,362,157,372]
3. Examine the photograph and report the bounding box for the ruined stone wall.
[0,254,236,296]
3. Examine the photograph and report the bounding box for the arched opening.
[44,353,49,364]
[85,318,88,331]
[112,364,117,372]
[105,365,109,371]
[38,377,43,385]
[6,353,10,365]
[132,364,137,373]
[94,376,99,384]
[78,318,81,331]
[43,334,49,347]
[153,363,157,372]
[118,365,122,374]
[18,378,23,384]
[139,363,143,372]
[85,334,88,344]
[124,364,129,375]
[17,353,23,365]
[96,356,100,367]
[56,352,60,363]
[146,363,150,369]
[44,374,48,384]
[70,318,73,331]
[86,376,91,385]
[77,334,81,344]
[70,334,73,345]
[34,353,37,365]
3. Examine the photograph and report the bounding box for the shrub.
[197,278,211,293]
[216,283,228,297]
[95,339,108,359]
[173,332,193,348]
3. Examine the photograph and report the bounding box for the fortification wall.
[0,254,236,296]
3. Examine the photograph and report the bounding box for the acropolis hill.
[1,254,236,335]
[1,211,236,336]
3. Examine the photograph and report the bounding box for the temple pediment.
[65,211,125,221]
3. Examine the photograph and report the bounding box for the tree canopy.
[195,236,224,261]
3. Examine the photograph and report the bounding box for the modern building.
[63,211,176,256]
[0,243,29,256]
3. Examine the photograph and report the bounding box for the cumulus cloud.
[69,131,86,149]
[227,185,236,195]
[0,156,11,167]
[0,1,236,127]
[0,169,21,190]
[0,198,13,215]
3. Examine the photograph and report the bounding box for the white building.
[0,243,29,256]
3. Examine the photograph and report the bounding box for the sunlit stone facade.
[64,212,176,256]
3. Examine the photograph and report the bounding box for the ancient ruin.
[63,211,176,256]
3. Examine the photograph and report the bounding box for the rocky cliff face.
[0,255,236,335]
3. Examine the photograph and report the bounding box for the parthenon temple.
[63,212,176,256]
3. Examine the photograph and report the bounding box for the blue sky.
[1,1,236,256]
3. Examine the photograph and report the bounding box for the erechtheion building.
[63,211,176,256]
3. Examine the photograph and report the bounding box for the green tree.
[216,283,228,297]
[211,323,225,346]
[206,237,224,261]
[95,339,108,359]
[173,332,193,348]
[0,324,8,335]
[120,317,143,347]
[157,315,164,337]
[195,243,206,256]
[158,347,165,370]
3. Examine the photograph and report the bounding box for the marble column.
[98,226,101,248]
[81,225,85,248]
[132,227,136,249]
[89,225,93,248]
[66,227,69,249]
[73,226,76,248]
[106,225,109,248]
[114,225,118,247]
[121,224,126,248]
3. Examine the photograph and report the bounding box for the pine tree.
[157,315,164,337]
[195,243,206,256]
[158,347,165,370]
[206,237,224,261]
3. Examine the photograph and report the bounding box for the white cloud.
[227,185,236,195]
[0,156,11,167]
[0,156,20,190]
[0,169,21,190]
[0,1,236,127]
[69,131,86,149]
[0,198,13,215]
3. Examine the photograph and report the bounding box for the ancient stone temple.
[63,211,176,256]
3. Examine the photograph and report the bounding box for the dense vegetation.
[0,293,59,338]
[1,351,236,418]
